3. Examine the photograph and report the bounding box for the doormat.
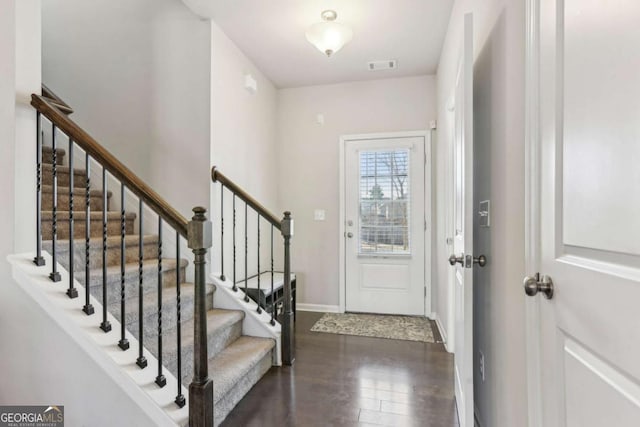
[310,312,435,343]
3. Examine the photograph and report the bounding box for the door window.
[358,149,411,254]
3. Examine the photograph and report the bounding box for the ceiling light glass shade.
[305,20,353,57]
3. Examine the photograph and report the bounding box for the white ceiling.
[184,0,454,88]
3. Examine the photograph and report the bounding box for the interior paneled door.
[344,135,425,315]
[530,1,640,426]
[451,13,474,427]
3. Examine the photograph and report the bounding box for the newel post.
[188,207,214,427]
[281,211,295,365]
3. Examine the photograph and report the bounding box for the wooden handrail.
[31,94,189,237]
[41,84,74,115]
[211,166,282,229]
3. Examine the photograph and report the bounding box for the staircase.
[20,88,294,427]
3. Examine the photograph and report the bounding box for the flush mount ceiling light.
[305,10,353,57]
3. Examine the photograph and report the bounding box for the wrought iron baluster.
[34,112,45,266]
[270,225,275,325]
[49,124,61,282]
[220,184,225,281]
[136,199,147,368]
[257,214,261,314]
[100,167,111,332]
[244,202,249,302]
[67,140,78,298]
[155,218,166,387]
[232,195,237,292]
[175,232,186,407]
[81,152,93,312]
[118,183,129,351]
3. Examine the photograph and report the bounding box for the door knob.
[523,273,554,299]
[346,232,354,238]
[473,255,487,267]
[449,254,464,266]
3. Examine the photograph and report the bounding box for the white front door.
[343,133,426,315]
[451,13,474,427]
[527,1,640,426]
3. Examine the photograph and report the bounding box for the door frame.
[444,95,457,353]
[524,0,544,426]
[338,130,432,316]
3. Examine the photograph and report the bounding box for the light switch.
[314,209,326,221]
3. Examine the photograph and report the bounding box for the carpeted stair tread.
[42,163,86,176]
[41,211,136,239]
[42,185,112,211]
[42,146,66,165]
[42,184,112,198]
[113,282,215,338]
[46,234,157,245]
[82,257,188,288]
[172,309,244,358]
[42,164,87,188]
[41,210,136,221]
[43,234,160,268]
[211,336,274,402]
[210,335,275,422]
[147,308,245,382]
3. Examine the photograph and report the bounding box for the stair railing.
[31,90,213,426]
[211,167,295,365]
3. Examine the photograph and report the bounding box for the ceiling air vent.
[367,59,397,71]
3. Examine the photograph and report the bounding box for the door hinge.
[424,219,427,231]
[424,287,427,297]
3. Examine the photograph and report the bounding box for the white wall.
[435,1,526,426]
[210,22,279,211]
[276,76,436,308]
[0,2,17,269]
[1,3,168,425]
[42,0,211,217]
[0,280,171,427]
[210,21,280,277]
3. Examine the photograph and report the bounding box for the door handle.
[473,255,487,267]
[449,254,487,267]
[523,273,554,299]
[346,232,354,238]
[449,254,464,266]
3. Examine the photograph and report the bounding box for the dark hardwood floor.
[221,311,459,427]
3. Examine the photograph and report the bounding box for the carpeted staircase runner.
[40,145,273,425]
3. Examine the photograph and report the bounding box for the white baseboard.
[296,303,340,313]
[434,313,452,352]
